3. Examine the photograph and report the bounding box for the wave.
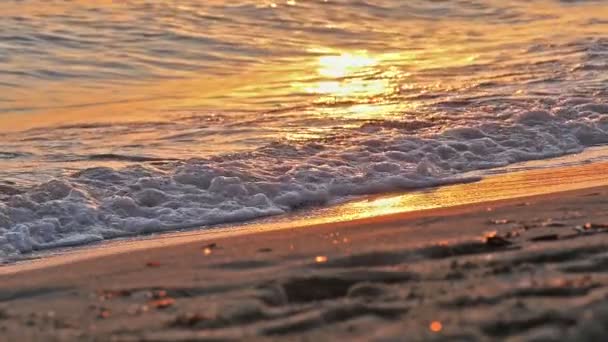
[2,100,608,258]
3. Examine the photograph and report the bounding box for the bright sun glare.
[318,52,378,78]
[296,50,390,98]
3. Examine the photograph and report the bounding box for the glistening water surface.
[1,0,608,257]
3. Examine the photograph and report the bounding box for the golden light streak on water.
[317,52,377,78]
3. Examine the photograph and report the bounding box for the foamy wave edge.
[1,101,608,259]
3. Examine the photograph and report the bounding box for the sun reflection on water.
[317,52,378,78]
[309,79,390,97]
[287,49,410,120]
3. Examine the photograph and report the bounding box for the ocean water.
[1,0,608,258]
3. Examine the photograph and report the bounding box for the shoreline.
[3,158,608,274]
[1,162,608,340]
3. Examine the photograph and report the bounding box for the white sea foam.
[2,101,608,258]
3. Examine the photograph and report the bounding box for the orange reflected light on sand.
[430,321,443,332]
[315,255,328,263]
[347,196,415,218]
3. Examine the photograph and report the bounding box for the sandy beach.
[1,163,608,341]
[3,2,608,341]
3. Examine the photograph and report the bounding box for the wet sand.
[2,165,608,341]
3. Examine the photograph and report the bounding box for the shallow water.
[1,0,608,257]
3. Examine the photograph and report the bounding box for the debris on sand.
[429,321,443,332]
[315,255,328,263]
[149,298,175,309]
[146,261,162,268]
[574,223,608,234]
[487,219,513,225]
[583,223,608,229]
[202,243,218,255]
[98,309,111,319]
[484,232,513,247]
